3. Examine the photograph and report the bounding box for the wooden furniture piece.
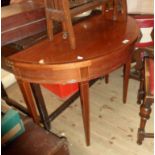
[45,0,127,49]
[1,1,108,131]
[103,0,127,21]
[137,55,154,145]
[7,14,139,146]
[2,117,70,155]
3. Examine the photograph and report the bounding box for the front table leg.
[79,81,90,146]
[17,79,39,124]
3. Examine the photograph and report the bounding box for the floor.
[6,68,154,155]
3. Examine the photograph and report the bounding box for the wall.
[1,69,16,88]
[127,0,154,14]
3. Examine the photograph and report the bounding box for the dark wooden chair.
[137,53,154,144]
[44,0,127,49]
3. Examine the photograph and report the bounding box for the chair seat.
[148,59,154,95]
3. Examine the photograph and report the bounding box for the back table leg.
[123,60,131,103]
[30,83,51,130]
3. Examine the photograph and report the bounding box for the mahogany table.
[7,14,139,146]
[1,0,107,131]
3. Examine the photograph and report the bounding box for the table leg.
[123,60,131,103]
[79,81,90,146]
[105,74,109,84]
[17,79,39,124]
[1,82,29,115]
[30,83,51,130]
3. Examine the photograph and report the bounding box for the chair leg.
[62,21,68,39]
[137,77,144,105]
[62,0,76,49]
[64,16,76,49]
[137,98,153,144]
[137,61,144,104]
[46,12,54,41]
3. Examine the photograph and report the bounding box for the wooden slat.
[71,0,105,17]
[46,9,65,21]
[1,1,46,46]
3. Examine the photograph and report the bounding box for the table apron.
[13,45,133,84]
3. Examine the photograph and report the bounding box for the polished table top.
[9,15,138,64]
[8,14,139,84]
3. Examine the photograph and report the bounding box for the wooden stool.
[44,0,127,49]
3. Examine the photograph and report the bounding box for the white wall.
[1,69,16,88]
[127,0,154,14]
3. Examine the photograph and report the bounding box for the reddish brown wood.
[1,1,46,46]
[8,14,139,145]
[79,80,90,146]
[44,0,108,49]
[137,57,154,144]
[17,79,39,124]
[8,15,139,82]
[123,45,134,103]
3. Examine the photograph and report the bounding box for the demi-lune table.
[7,14,139,146]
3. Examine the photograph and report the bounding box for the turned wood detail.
[137,98,154,144]
[137,57,154,144]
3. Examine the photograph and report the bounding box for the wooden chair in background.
[44,0,127,49]
[137,53,154,144]
[44,0,106,49]
[103,0,127,21]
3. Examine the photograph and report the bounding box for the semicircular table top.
[8,14,139,84]
[8,14,138,64]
